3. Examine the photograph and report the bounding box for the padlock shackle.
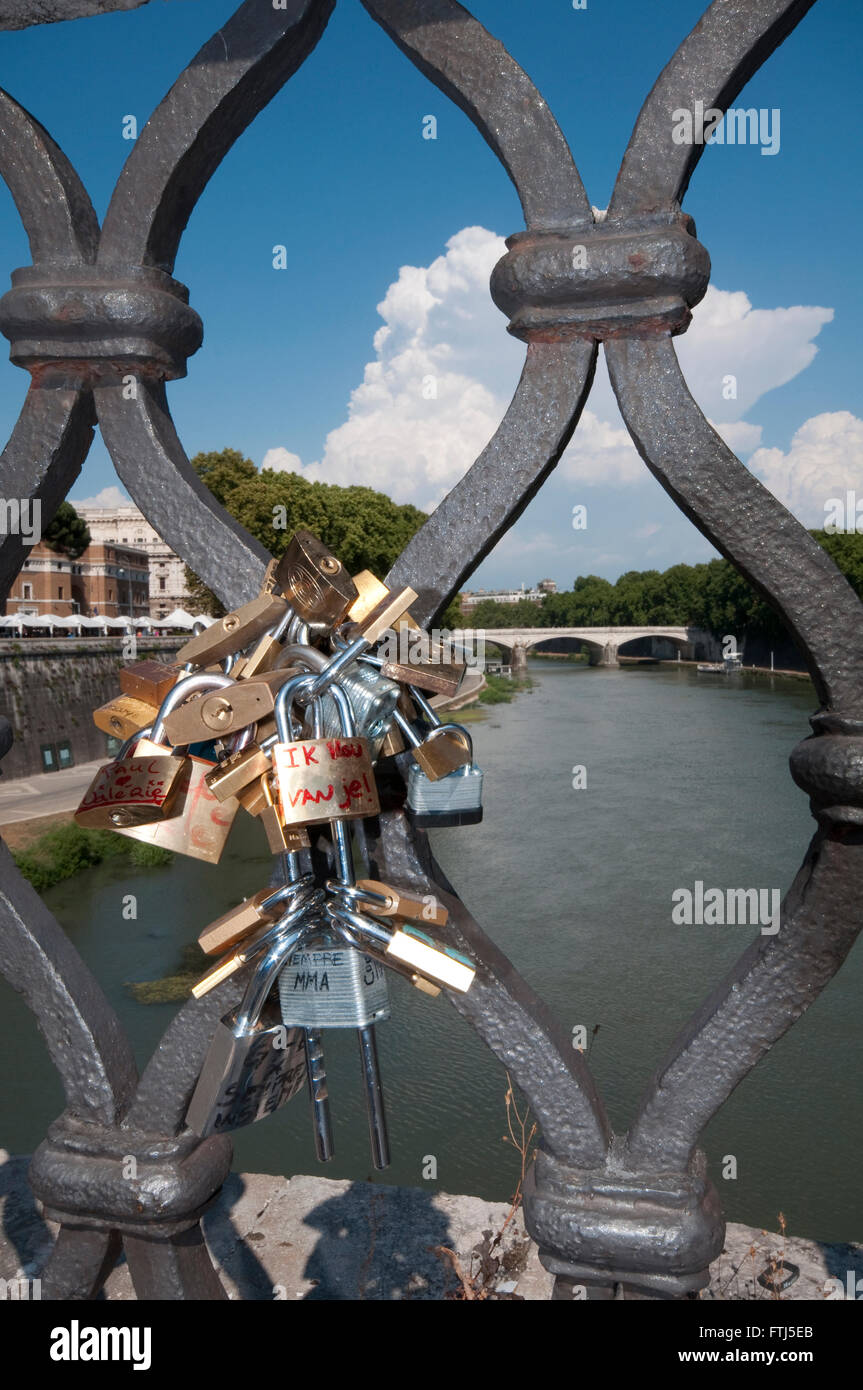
[278,637,369,704]
[151,672,235,745]
[115,727,152,761]
[327,904,392,950]
[273,671,318,744]
[235,919,311,1033]
[427,722,474,763]
[406,684,441,728]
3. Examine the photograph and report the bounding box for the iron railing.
[0,0,859,1300]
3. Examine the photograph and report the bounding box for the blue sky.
[0,0,860,590]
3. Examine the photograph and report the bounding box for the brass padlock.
[191,922,278,998]
[198,883,295,956]
[379,724,405,758]
[74,745,186,829]
[271,675,381,827]
[393,714,473,781]
[346,585,418,646]
[353,879,448,928]
[384,925,475,993]
[237,776,269,818]
[93,693,158,741]
[175,592,289,668]
[112,736,238,863]
[348,571,421,632]
[205,743,272,802]
[274,531,358,627]
[259,773,313,854]
[118,660,181,706]
[162,670,294,745]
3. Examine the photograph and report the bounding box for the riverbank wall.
[0,639,182,780]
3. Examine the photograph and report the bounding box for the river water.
[1,659,860,1243]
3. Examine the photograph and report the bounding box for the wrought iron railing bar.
[95,381,270,611]
[361,0,593,233]
[0,389,95,605]
[608,0,818,221]
[0,88,99,263]
[38,1228,124,1303]
[0,844,138,1124]
[605,337,863,710]
[97,0,336,273]
[385,341,597,625]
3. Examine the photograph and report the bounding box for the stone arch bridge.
[454,626,710,670]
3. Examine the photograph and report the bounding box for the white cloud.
[260,226,520,510]
[749,411,863,525]
[69,485,130,509]
[262,448,303,474]
[678,287,833,421]
[709,419,763,454]
[259,228,838,535]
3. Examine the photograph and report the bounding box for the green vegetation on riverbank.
[12,822,172,892]
[479,673,534,704]
[126,942,204,1005]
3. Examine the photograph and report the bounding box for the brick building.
[75,503,192,621]
[6,540,149,618]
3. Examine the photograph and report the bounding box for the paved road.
[0,759,103,823]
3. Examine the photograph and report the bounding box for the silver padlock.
[406,722,484,827]
[278,932,390,1027]
[186,919,308,1137]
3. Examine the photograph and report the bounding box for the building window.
[41,741,74,771]
[22,582,32,599]
[58,585,63,599]
[108,589,113,601]
[40,744,58,772]
[159,577,166,591]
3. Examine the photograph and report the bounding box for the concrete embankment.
[0,1156,857,1299]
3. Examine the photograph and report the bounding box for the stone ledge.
[0,1155,860,1300]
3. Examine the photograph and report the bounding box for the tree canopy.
[184,448,463,625]
[462,532,863,641]
[43,501,90,559]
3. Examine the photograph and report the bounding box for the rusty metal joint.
[790,714,863,828]
[28,1113,232,1237]
[490,212,710,342]
[523,1143,724,1297]
[0,263,203,383]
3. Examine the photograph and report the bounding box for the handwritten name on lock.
[274,738,380,823]
[77,758,178,814]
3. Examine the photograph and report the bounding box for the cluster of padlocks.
[74,531,482,1168]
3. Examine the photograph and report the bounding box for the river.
[1,659,859,1244]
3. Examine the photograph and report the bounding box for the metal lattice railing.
[0,0,860,1301]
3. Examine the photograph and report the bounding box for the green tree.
[183,448,430,615]
[43,501,90,559]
